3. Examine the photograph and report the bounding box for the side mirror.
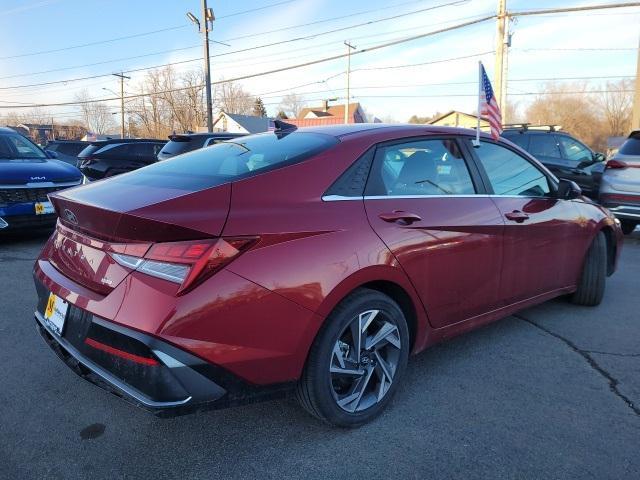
[556,178,582,200]
[45,149,58,159]
[593,152,606,162]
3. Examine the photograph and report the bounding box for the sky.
[0,0,638,127]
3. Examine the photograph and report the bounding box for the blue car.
[0,127,83,231]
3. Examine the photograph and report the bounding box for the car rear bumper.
[600,193,640,221]
[34,279,293,417]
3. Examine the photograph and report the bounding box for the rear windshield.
[619,136,640,156]
[158,137,204,156]
[117,132,339,190]
[78,144,103,158]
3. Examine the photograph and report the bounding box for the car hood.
[0,159,82,184]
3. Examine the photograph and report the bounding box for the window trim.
[363,135,488,198]
[462,137,559,198]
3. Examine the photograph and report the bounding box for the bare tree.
[525,82,606,150]
[596,79,634,137]
[75,89,116,134]
[278,93,306,118]
[215,81,254,115]
[2,108,52,126]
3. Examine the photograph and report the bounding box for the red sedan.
[33,124,623,427]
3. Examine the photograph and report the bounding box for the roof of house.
[298,103,361,121]
[427,110,489,124]
[219,113,272,133]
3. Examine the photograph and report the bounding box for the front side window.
[529,135,561,158]
[366,138,476,196]
[474,142,551,197]
[558,136,592,163]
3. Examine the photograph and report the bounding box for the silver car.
[600,130,640,234]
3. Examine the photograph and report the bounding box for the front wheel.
[571,231,607,306]
[297,289,409,427]
[620,220,637,235]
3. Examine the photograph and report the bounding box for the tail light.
[111,237,258,294]
[605,159,628,169]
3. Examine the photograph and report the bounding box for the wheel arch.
[315,265,430,354]
[599,224,617,276]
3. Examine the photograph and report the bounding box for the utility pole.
[188,2,215,132]
[632,33,640,132]
[112,72,130,139]
[494,0,508,123]
[344,41,356,124]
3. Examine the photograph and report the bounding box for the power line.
[0,14,495,109]
[0,0,468,89]
[0,0,298,61]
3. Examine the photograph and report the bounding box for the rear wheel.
[297,289,409,427]
[620,220,637,235]
[571,231,607,306]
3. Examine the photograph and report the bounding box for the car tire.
[571,231,607,306]
[296,288,409,428]
[620,220,637,235]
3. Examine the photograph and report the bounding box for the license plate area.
[35,201,55,215]
[43,292,69,336]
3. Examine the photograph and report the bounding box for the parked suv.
[0,127,82,231]
[502,125,605,198]
[157,132,246,161]
[44,140,89,166]
[599,130,640,234]
[78,139,166,180]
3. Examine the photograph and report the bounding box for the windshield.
[117,132,339,191]
[0,133,47,160]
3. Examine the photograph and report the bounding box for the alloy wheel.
[329,309,402,413]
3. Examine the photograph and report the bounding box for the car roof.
[89,138,166,146]
[0,126,19,134]
[293,123,492,139]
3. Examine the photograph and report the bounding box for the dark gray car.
[503,126,606,198]
[157,133,246,161]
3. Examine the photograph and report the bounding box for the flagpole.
[473,61,482,147]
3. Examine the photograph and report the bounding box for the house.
[16,123,87,144]
[210,112,272,134]
[285,101,366,127]
[427,111,489,129]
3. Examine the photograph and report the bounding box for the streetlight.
[187,2,215,132]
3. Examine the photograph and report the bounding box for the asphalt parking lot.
[1,230,639,479]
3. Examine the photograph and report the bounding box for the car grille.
[0,186,64,204]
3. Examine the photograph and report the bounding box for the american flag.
[479,63,502,140]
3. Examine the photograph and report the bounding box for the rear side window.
[619,136,640,156]
[366,138,476,196]
[503,133,529,150]
[119,132,339,190]
[529,135,561,158]
[474,142,550,197]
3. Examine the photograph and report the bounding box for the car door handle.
[378,211,422,225]
[504,210,530,223]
